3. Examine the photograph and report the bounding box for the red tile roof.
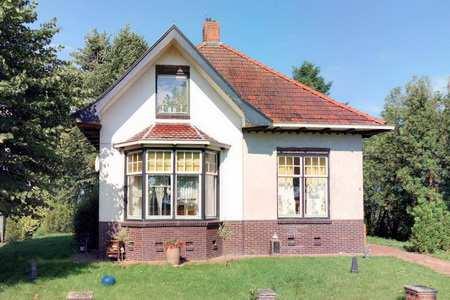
[198,43,384,125]
[125,123,220,143]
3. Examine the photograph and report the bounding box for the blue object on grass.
[101,275,116,286]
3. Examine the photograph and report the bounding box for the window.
[126,152,143,219]
[205,152,218,218]
[277,150,328,218]
[156,65,189,117]
[125,149,218,220]
[147,151,172,218]
[176,151,201,217]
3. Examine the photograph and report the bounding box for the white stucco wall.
[243,132,364,221]
[99,44,244,222]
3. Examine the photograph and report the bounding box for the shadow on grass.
[0,234,98,288]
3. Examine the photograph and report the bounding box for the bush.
[40,200,74,234]
[73,187,99,250]
[409,200,450,253]
[5,216,40,242]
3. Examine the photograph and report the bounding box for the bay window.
[277,149,329,219]
[125,149,219,220]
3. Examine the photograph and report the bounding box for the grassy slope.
[368,236,450,261]
[0,235,449,300]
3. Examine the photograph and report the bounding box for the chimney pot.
[202,19,220,43]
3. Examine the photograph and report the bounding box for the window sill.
[277,218,331,224]
[156,114,190,120]
[122,219,221,228]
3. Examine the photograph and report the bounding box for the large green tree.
[73,25,148,100]
[293,61,332,94]
[364,77,449,240]
[0,0,73,217]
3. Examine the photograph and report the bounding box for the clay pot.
[165,247,181,265]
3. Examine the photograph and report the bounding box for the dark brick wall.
[99,219,364,261]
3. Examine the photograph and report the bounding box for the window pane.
[277,177,301,217]
[127,175,142,219]
[176,175,199,216]
[157,75,188,114]
[205,152,217,174]
[305,178,327,217]
[305,156,327,177]
[176,151,201,173]
[148,175,171,217]
[127,152,142,174]
[205,175,216,218]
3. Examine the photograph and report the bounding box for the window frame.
[145,150,173,220]
[204,151,219,219]
[124,150,144,220]
[124,148,219,221]
[276,148,330,220]
[155,65,190,119]
[175,150,202,219]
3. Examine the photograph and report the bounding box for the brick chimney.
[202,18,220,43]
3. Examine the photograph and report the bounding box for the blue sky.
[37,0,450,116]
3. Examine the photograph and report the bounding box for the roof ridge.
[218,44,385,125]
[192,124,207,140]
[143,124,155,139]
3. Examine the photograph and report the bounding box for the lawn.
[368,236,450,262]
[0,235,449,300]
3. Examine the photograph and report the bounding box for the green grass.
[367,236,409,250]
[1,235,449,300]
[368,235,450,262]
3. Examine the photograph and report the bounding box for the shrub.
[73,187,99,250]
[409,200,450,253]
[5,216,40,242]
[40,200,75,234]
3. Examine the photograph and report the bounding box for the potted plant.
[113,228,129,261]
[164,240,184,266]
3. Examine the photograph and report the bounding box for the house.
[73,20,393,261]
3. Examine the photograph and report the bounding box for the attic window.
[156,65,189,118]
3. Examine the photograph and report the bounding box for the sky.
[36,0,450,117]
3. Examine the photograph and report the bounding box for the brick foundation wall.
[99,219,364,261]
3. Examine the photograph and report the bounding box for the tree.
[73,25,148,99]
[364,77,448,240]
[292,61,332,94]
[0,0,73,217]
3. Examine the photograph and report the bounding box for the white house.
[73,20,393,261]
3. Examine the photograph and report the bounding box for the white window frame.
[126,150,143,220]
[175,150,202,219]
[303,156,328,218]
[277,151,329,219]
[145,150,173,219]
[277,154,303,218]
[205,151,218,219]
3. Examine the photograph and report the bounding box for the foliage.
[72,25,148,100]
[73,186,98,249]
[40,199,74,234]
[164,240,185,250]
[364,77,449,240]
[217,223,233,241]
[292,61,332,94]
[6,215,41,241]
[2,235,450,299]
[409,200,450,253]
[0,0,74,218]
[113,227,129,243]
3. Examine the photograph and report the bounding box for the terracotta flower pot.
[166,247,181,265]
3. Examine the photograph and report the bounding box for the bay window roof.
[114,123,229,149]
